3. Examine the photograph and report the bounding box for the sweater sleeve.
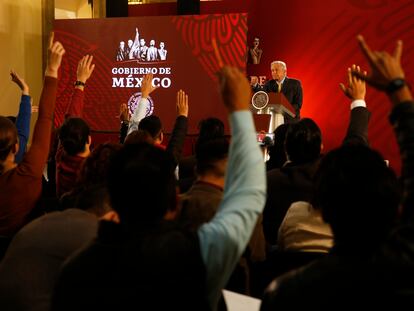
[15,95,32,163]
[197,110,266,309]
[17,77,57,178]
[65,88,84,118]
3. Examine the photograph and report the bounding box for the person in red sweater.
[0,33,65,237]
[55,55,95,198]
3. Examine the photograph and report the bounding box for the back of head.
[124,130,155,145]
[285,118,322,164]
[267,123,290,170]
[59,117,90,156]
[313,144,400,250]
[107,143,176,227]
[138,115,162,140]
[78,142,122,186]
[60,143,121,214]
[0,116,18,174]
[195,137,229,177]
[197,118,225,145]
[6,116,16,124]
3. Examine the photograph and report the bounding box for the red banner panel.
[53,13,248,134]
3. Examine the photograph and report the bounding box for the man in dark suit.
[252,61,303,119]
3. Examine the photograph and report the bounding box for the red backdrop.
[53,14,247,135]
[130,0,414,174]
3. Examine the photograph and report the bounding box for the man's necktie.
[277,82,282,93]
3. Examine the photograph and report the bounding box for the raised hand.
[141,73,158,98]
[77,55,95,83]
[45,32,65,78]
[339,64,366,100]
[217,66,252,112]
[176,90,189,117]
[10,70,29,95]
[119,103,130,122]
[353,35,404,91]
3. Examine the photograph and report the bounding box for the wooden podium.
[252,92,296,133]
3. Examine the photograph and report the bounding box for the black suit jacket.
[253,77,303,119]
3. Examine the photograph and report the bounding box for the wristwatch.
[386,78,405,93]
[74,80,86,87]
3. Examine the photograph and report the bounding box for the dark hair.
[195,137,229,176]
[0,116,18,174]
[76,185,112,217]
[313,144,400,250]
[78,142,122,186]
[60,143,121,214]
[197,118,224,142]
[124,130,155,145]
[59,117,90,156]
[138,115,162,140]
[107,143,176,227]
[285,118,322,164]
[267,123,290,170]
[6,116,16,124]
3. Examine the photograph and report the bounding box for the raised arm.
[129,27,140,59]
[353,35,414,221]
[127,74,158,135]
[18,33,64,178]
[340,64,371,146]
[197,66,266,308]
[10,70,31,163]
[166,90,188,167]
[65,55,95,118]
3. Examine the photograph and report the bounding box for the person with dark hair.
[285,118,322,164]
[123,129,154,145]
[138,115,163,144]
[55,54,95,198]
[261,36,414,309]
[126,81,189,171]
[0,143,120,311]
[263,64,371,248]
[0,33,64,238]
[196,117,225,148]
[266,123,290,171]
[179,117,225,192]
[179,137,229,230]
[9,71,31,163]
[263,118,323,247]
[51,65,266,311]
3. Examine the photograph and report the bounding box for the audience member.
[51,65,266,311]
[265,123,289,171]
[0,143,119,311]
[261,36,413,309]
[179,117,225,193]
[55,54,95,198]
[0,33,64,237]
[179,137,229,230]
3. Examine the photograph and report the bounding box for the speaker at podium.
[251,91,296,133]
